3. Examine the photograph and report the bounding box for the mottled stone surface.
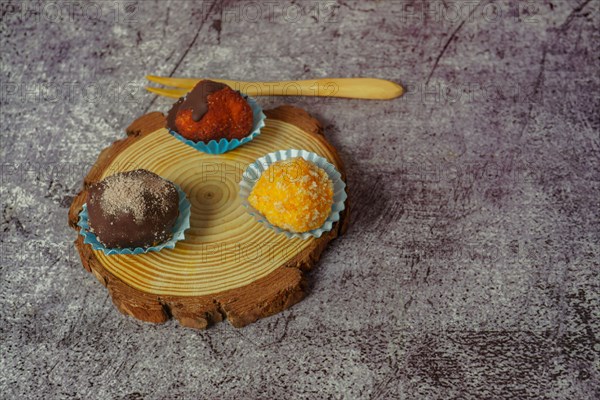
[1,1,599,399]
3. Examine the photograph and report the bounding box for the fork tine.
[145,86,188,98]
[146,75,199,89]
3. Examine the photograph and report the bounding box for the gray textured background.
[1,1,599,399]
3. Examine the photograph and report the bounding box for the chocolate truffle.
[167,80,253,142]
[248,158,334,233]
[86,170,179,249]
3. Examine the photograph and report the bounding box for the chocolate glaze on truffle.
[166,80,253,142]
[182,80,227,121]
[86,170,179,249]
[167,80,227,129]
[166,97,184,132]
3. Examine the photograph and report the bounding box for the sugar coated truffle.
[248,158,334,233]
[86,169,179,249]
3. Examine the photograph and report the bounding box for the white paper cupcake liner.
[239,149,347,240]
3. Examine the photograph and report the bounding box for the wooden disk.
[68,106,348,329]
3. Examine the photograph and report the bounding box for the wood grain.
[68,105,348,329]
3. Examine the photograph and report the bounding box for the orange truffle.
[174,86,253,142]
[248,158,334,233]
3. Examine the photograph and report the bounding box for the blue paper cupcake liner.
[169,95,266,154]
[239,149,347,240]
[77,185,191,255]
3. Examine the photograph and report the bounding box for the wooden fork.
[146,75,403,100]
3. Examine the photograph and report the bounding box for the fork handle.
[156,77,403,99]
[227,78,403,99]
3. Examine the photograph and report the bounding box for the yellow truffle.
[248,157,334,233]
